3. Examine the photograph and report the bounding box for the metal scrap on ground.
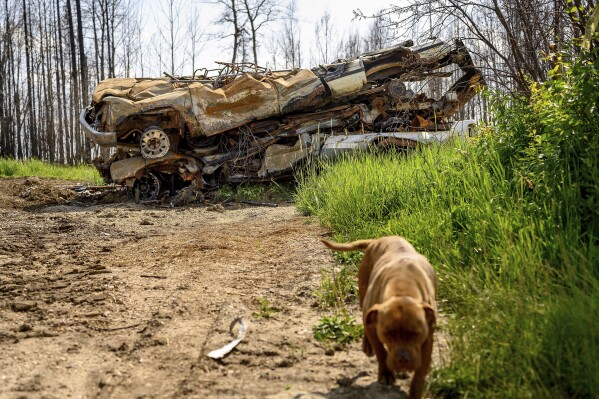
[207,317,248,360]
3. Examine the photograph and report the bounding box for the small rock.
[64,268,79,275]
[139,219,154,225]
[324,348,335,356]
[11,301,38,312]
[84,311,103,317]
[207,204,225,213]
[73,296,87,305]
[18,323,33,332]
[50,282,70,290]
[89,293,107,302]
[275,359,291,368]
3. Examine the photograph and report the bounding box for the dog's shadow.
[293,371,407,399]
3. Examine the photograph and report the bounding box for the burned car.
[81,39,485,199]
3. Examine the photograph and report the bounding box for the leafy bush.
[481,46,599,268]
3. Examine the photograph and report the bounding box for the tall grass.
[0,157,102,183]
[297,146,553,291]
[296,143,597,398]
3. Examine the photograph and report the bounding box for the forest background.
[1,0,594,163]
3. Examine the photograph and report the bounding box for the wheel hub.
[134,173,161,201]
[140,127,170,159]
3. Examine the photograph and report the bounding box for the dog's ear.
[422,303,436,327]
[365,305,381,326]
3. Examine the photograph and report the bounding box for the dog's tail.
[321,238,374,252]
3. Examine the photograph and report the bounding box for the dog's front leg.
[362,334,374,356]
[408,333,433,399]
[365,325,395,385]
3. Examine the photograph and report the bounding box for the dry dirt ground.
[0,177,447,399]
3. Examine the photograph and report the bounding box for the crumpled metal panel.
[258,133,311,177]
[110,152,196,181]
[92,78,182,103]
[91,78,139,103]
[190,69,324,137]
[103,89,193,131]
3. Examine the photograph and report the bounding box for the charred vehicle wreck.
[81,39,485,200]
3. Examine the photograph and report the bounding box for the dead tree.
[363,10,392,53]
[278,0,302,68]
[205,0,247,64]
[157,0,184,75]
[186,5,206,75]
[373,0,598,94]
[315,9,334,64]
[241,0,279,68]
[336,29,361,60]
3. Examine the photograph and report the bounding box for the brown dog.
[322,236,437,399]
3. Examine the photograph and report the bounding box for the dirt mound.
[16,177,77,206]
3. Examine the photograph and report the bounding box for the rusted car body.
[81,39,485,199]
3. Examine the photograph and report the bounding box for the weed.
[312,314,363,346]
[214,182,295,203]
[214,184,235,201]
[237,182,294,202]
[314,262,358,310]
[253,297,278,319]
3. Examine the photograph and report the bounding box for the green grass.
[295,143,597,398]
[0,157,102,183]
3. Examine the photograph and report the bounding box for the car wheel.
[140,126,170,159]
[134,172,161,202]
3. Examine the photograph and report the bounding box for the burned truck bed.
[81,39,485,199]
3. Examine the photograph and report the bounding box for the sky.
[138,0,405,75]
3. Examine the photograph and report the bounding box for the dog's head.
[365,296,435,371]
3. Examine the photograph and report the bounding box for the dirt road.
[0,178,443,399]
